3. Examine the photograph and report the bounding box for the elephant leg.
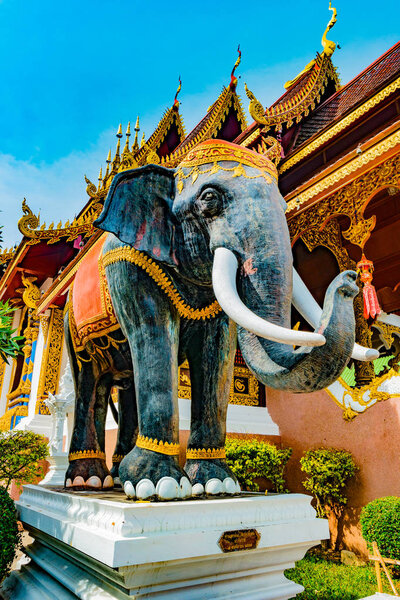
[184,316,239,496]
[64,315,113,490]
[105,262,191,501]
[110,383,138,484]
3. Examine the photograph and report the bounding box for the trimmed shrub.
[300,448,358,518]
[0,486,21,584]
[0,430,49,491]
[361,496,400,561]
[225,437,292,493]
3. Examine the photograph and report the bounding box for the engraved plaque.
[218,528,260,552]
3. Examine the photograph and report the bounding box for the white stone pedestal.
[2,485,329,600]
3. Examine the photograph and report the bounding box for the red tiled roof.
[293,41,400,149]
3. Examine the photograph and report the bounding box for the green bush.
[361,496,400,561]
[300,448,358,518]
[225,437,292,493]
[0,300,23,363]
[0,487,21,584]
[0,430,49,491]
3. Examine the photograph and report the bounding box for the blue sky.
[0,0,398,247]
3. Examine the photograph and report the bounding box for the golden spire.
[321,1,337,57]
[141,132,146,147]
[230,45,241,90]
[98,167,103,191]
[133,116,140,151]
[116,123,123,138]
[106,149,112,163]
[123,122,131,153]
[173,76,182,109]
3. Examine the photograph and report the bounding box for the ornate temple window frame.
[287,139,400,420]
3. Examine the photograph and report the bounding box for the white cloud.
[0,129,115,248]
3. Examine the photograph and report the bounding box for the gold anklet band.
[68,450,106,461]
[136,434,180,456]
[112,454,125,463]
[186,447,226,460]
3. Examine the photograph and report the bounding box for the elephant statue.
[64,139,378,501]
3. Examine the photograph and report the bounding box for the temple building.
[0,6,399,553]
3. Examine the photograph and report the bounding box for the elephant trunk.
[212,247,359,393]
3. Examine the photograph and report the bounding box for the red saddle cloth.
[70,235,119,352]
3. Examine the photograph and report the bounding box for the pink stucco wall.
[266,388,400,555]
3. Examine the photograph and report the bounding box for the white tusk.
[292,267,379,362]
[212,248,326,347]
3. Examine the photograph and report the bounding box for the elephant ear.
[94,164,179,266]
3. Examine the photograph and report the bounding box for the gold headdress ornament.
[175,139,278,194]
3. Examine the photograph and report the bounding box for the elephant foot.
[119,447,191,501]
[65,458,113,490]
[110,462,122,486]
[184,459,241,496]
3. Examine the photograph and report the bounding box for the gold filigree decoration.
[35,308,64,415]
[7,309,40,406]
[288,153,400,250]
[69,450,106,461]
[0,247,16,266]
[136,434,180,456]
[20,273,41,311]
[244,83,268,125]
[103,247,222,321]
[280,76,400,174]
[286,129,400,213]
[112,454,125,463]
[17,198,99,245]
[178,360,260,406]
[256,135,283,167]
[245,52,339,132]
[18,198,40,237]
[186,447,226,460]
[373,321,400,349]
[163,87,248,168]
[39,315,50,342]
[325,367,398,422]
[0,406,28,432]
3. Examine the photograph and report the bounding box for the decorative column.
[39,360,75,486]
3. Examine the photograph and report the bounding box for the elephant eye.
[197,188,223,218]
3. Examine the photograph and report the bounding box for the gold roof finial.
[230,45,241,90]
[98,167,103,190]
[123,122,131,153]
[141,132,146,147]
[173,76,182,109]
[106,149,112,163]
[133,116,140,151]
[321,1,337,57]
[116,123,123,138]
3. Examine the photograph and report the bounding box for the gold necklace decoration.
[103,246,222,320]
[136,434,180,456]
[186,447,226,460]
[175,139,278,194]
[68,449,106,461]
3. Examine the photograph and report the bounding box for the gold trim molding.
[136,434,180,456]
[186,447,226,460]
[286,128,400,212]
[280,76,400,175]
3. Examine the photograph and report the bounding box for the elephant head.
[95,139,378,393]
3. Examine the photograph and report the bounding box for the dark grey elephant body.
[65,141,360,500]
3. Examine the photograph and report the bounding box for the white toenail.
[192,483,204,496]
[179,477,192,499]
[124,481,136,498]
[103,475,114,488]
[205,478,223,495]
[223,477,237,494]
[136,479,155,499]
[156,477,180,500]
[86,476,102,488]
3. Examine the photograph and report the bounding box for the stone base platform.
[2,485,329,600]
